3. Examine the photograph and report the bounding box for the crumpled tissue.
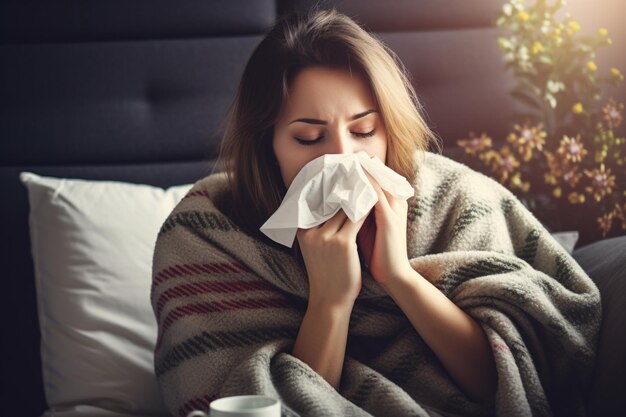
[260,151,414,247]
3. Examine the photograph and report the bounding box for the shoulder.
[162,171,284,249]
[169,171,231,216]
[407,151,527,234]
[406,152,538,255]
[414,151,517,202]
[154,171,242,240]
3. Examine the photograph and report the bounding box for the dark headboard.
[1,2,273,414]
[1,1,624,416]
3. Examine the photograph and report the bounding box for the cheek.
[273,144,290,186]
[371,132,388,164]
[273,135,307,188]
[281,153,323,189]
[280,163,297,188]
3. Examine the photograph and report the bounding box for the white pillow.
[551,230,579,254]
[19,172,193,417]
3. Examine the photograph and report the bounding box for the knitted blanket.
[151,152,601,417]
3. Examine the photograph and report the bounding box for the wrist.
[306,295,354,318]
[380,265,423,296]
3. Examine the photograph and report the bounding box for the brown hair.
[217,8,438,239]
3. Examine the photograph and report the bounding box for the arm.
[291,300,353,389]
[358,175,497,402]
[382,267,497,403]
[291,209,366,389]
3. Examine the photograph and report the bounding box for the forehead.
[282,67,376,118]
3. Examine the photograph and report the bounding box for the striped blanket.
[151,152,601,417]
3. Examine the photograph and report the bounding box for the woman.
[151,9,600,417]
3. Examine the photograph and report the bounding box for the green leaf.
[511,90,543,110]
[538,55,554,65]
[516,79,543,96]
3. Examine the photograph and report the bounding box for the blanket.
[151,152,601,417]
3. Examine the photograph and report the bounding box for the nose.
[325,131,355,155]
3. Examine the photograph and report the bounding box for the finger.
[320,209,348,235]
[296,227,310,241]
[364,171,392,212]
[341,209,370,239]
[381,187,406,213]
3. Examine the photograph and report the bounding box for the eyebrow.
[288,109,378,125]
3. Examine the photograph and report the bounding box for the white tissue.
[260,151,414,247]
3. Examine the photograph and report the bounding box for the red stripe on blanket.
[153,262,249,287]
[155,279,275,319]
[181,264,201,275]
[160,297,290,340]
[183,190,210,200]
[178,394,215,417]
[492,342,512,356]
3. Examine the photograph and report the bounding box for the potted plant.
[457,0,625,244]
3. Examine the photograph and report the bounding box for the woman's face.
[272,66,388,188]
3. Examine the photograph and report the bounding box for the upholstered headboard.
[1,2,273,414]
[1,1,624,416]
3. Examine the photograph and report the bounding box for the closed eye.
[293,129,376,145]
[352,129,376,138]
[294,136,323,145]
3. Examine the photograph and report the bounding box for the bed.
[1,1,624,416]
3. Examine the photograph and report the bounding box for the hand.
[357,174,413,287]
[296,210,367,308]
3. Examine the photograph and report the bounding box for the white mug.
[186,395,281,417]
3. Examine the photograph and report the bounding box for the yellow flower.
[545,152,564,184]
[597,213,614,237]
[568,192,585,205]
[545,172,557,185]
[510,172,530,193]
[553,187,562,198]
[562,167,582,188]
[550,28,563,45]
[567,20,581,34]
[569,21,581,31]
[507,122,546,161]
[586,61,598,72]
[584,164,616,202]
[598,28,609,37]
[532,41,544,54]
[614,203,626,230]
[490,146,520,182]
[558,134,588,163]
[602,98,624,128]
[611,67,624,81]
[572,102,584,114]
[457,132,493,156]
[517,11,530,21]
